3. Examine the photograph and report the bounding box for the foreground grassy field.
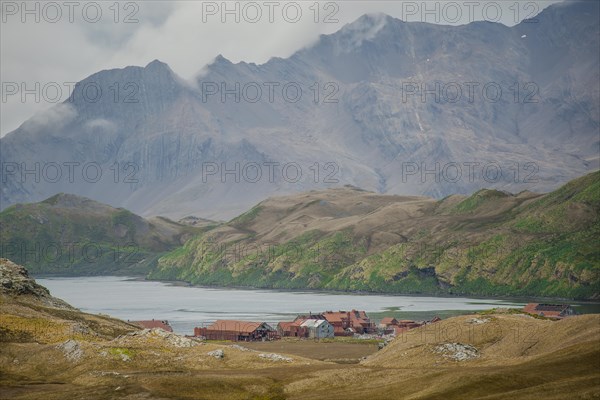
[2,305,599,399]
[1,258,599,399]
[242,339,379,363]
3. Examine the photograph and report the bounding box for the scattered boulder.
[71,322,93,335]
[229,344,254,352]
[434,343,479,361]
[208,349,224,359]
[258,353,293,362]
[116,328,201,348]
[57,339,83,361]
[467,318,490,324]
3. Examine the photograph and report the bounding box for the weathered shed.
[300,319,334,339]
[379,317,398,329]
[523,303,576,319]
[322,309,375,335]
[277,320,305,337]
[194,320,277,341]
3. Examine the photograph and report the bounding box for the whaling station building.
[300,319,335,339]
[523,303,576,319]
[194,320,278,341]
[194,310,441,341]
[278,309,377,338]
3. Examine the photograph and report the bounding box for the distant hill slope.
[345,313,600,400]
[0,194,205,275]
[151,171,600,299]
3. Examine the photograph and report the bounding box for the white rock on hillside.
[433,343,479,361]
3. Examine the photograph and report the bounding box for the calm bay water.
[36,276,599,335]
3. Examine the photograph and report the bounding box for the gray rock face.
[1,2,598,220]
[56,339,84,362]
[117,328,202,348]
[434,343,479,361]
[207,349,224,359]
[0,258,49,296]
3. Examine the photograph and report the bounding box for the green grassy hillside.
[151,172,600,299]
[0,194,202,275]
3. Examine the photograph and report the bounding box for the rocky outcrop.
[0,258,74,309]
[208,349,224,359]
[56,339,84,362]
[434,343,480,362]
[258,353,293,362]
[114,328,203,348]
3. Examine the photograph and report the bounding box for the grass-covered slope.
[0,259,317,399]
[0,194,202,275]
[152,172,600,299]
[2,259,599,399]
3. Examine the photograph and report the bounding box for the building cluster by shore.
[131,303,576,342]
[132,309,441,342]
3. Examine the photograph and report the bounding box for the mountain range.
[1,1,598,220]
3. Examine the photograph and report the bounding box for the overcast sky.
[1,0,562,136]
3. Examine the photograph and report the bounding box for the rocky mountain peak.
[0,2,597,220]
[340,13,394,37]
[145,59,171,70]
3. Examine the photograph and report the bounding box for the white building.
[300,319,334,339]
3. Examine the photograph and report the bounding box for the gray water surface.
[36,276,594,335]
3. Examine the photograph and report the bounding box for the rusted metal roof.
[277,321,302,330]
[523,303,573,319]
[204,320,273,334]
[300,319,330,328]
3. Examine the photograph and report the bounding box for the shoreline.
[33,273,600,306]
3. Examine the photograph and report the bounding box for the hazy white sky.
[0,0,562,136]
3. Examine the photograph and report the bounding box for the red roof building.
[194,320,278,341]
[523,303,576,319]
[380,316,441,335]
[391,326,409,335]
[379,317,399,328]
[277,320,307,337]
[322,310,375,335]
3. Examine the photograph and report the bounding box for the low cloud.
[84,118,118,135]
[20,103,77,135]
